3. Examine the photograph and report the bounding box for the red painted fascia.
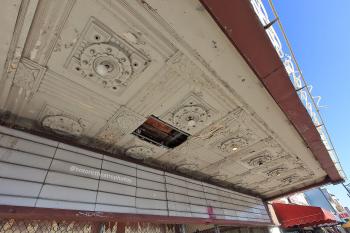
[199,0,342,184]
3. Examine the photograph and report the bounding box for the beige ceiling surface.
[0,0,327,198]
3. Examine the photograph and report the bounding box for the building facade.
[0,0,344,232]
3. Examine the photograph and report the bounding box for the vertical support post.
[342,183,350,197]
[214,225,221,233]
[91,222,102,233]
[178,224,186,233]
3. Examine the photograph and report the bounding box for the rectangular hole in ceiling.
[132,115,189,149]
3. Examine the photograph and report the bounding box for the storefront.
[0,126,272,232]
[272,203,345,233]
[304,189,349,226]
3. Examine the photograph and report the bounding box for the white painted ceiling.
[0,0,327,198]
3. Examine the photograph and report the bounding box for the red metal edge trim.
[199,0,342,184]
[0,205,273,226]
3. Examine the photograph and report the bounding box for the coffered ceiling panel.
[0,0,329,199]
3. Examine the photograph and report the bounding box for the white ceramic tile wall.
[0,195,37,207]
[0,161,47,182]
[99,180,136,196]
[0,148,52,169]
[0,126,271,223]
[0,134,56,157]
[96,192,135,207]
[102,160,136,176]
[45,171,99,190]
[137,179,166,191]
[55,148,102,169]
[0,178,42,197]
[136,188,167,200]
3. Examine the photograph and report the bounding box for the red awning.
[273,203,337,228]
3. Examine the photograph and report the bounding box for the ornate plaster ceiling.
[0,0,327,199]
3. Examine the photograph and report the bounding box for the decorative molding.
[23,0,76,65]
[97,106,145,145]
[38,104,88,137]
[127,52,233,120]
[40,70,120,119]
[251,167,316,194]
[133,0,242,111]
[219,137,249,153]
[280,175,300,185]
[53,29,80,53]
[245,151,273,167]
[42,115,84,137]
[217,128,257,154]
[0,0,40,109]
[13,63,35,89]
[163,93,216,134]
[125,145,154,160]
[13,58,47,99]
[198,108,243,140]
[98,0,177,59]
[122,136,169,160]
[66,17,150,95]
[201,109,264,156]
[266,167,286,177]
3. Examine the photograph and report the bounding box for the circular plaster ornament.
[266,167,286,177]
[79,43,132,91]
[42,115,83,136]
[172,105,208,131]
[248,154,272,167]
[219,137,249,153]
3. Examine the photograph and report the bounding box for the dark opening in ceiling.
[132,115,189,149]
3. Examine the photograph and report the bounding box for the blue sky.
[271,1,350,207]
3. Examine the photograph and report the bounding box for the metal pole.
[214,225,221,233]
[342,183,350,197]
[179,224,186,233]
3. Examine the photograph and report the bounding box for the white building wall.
[0,126,270,223]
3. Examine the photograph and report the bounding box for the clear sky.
[270,1,350,208]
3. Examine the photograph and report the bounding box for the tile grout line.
[34,142,60,207]
[135,165,138,211]
[94,154,104,212]
[164,171,170,217]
